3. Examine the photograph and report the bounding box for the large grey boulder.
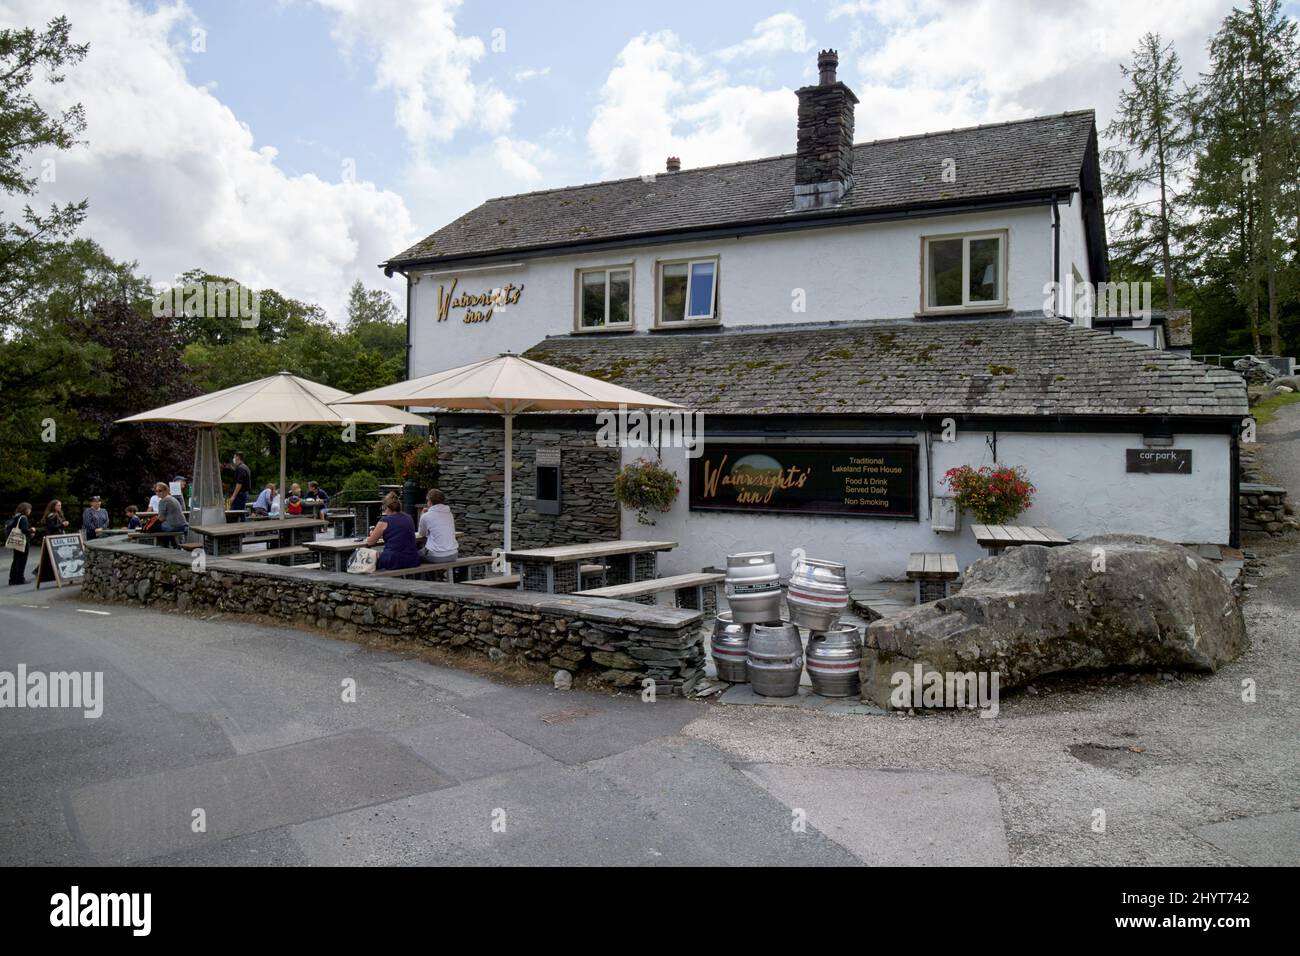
[861,535,1247,709]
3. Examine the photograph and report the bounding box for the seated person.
[154,482,188,542]
[418,488,458,564]
[285,483,304,515]
[306,481,329,504]
[364,493,420,571]
[125,505,141,530]
[249,483,277,517]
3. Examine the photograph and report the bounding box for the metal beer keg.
[710,612,751,683]
[746,621,803,697]
[724,551,782,624]
[805,624,863,698]
[787,557,849,631]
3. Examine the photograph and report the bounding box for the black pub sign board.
[1126,449,1193,474]
[689,443,919,518]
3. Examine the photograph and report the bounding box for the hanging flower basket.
[613,458,681,526]
[942,464,1036,525]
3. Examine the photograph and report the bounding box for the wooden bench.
[576,571,724,612]
[415,554,497,583]
[463,574,521,588]
[371,566,433,580]
[128,530,185,548]
[227,545,312,566]
[906,552,960,603]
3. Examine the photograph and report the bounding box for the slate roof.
[389,111,1097,267]
[522,317,1247,419]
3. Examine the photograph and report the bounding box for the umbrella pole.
[279,427,287,522]
[503,412,513,565]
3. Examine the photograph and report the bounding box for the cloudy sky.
[0,0,1278,322]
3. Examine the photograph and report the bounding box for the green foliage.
[341,470,380,495]
[1102,33,1196,309]
[943,465,1036,524]
[613,458,681,526]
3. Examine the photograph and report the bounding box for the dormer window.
[921,230,1007,314]
[576,265,633,331]
[658,257,718,326]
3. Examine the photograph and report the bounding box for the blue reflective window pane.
[688,262,715,317]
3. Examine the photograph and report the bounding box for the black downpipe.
[1052,197,1062,320]
[404,270,413,380]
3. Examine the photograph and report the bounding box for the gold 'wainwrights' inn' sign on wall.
[435,278,525,324]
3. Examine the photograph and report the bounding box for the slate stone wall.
[1239,482,1298,536]
[83,539,705,695]
[435,416,620,555]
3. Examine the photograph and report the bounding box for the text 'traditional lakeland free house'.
[382,51,1247,584]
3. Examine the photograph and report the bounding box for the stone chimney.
[793,49,858,210]
[666,156,681,173]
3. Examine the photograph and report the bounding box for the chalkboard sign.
[1126,449,1193,474]
[36,532,87,589]
[689,443,919,519]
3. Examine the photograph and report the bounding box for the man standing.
[228,452,252,516]
[81,495,110,542]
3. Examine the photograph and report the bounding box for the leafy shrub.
[341,469,379,495]
[613,458,680,525]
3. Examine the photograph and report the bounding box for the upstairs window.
[922,231,1006,313]
[658,257,718,325]
[577,266,632,330]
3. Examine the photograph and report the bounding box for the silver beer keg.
[724,551,783,624]
[710,612,751,683]
[805,624,862,697]
[787,557,849,631]
[746,621,803,697]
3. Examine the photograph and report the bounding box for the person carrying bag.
[6,503,35,586]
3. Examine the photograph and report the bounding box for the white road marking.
[75,609,111,616]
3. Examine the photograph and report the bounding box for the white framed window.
[657,257,718,326]
[920,230,1007,313]
[575,265,633,331]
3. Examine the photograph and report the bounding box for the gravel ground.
[683,403,1300,866]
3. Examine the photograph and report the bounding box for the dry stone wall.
[82,539,705,695]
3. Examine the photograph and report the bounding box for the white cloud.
[312,0,515,148]
[1,0,417,323]
[716,13,816,62]
[832,0,1230,138]
[586,30,797,178]
[513,66,551,82]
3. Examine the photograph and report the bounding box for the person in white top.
[418,488,458,564]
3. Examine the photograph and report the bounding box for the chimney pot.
[817,49,839,85]
[666,156,681,173]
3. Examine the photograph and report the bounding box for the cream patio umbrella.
[118,372,429,522]
[334,353,682,555]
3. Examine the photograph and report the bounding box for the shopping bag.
[347,547,379,574]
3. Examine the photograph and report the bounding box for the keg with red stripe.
[787,558,849,631]
[710,612,751,683]
[806,624,862,697]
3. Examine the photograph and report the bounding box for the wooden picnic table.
[305,533,431,572]
[504,540,677,594]
[970,523,1071,556]
[192,517,326,556]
